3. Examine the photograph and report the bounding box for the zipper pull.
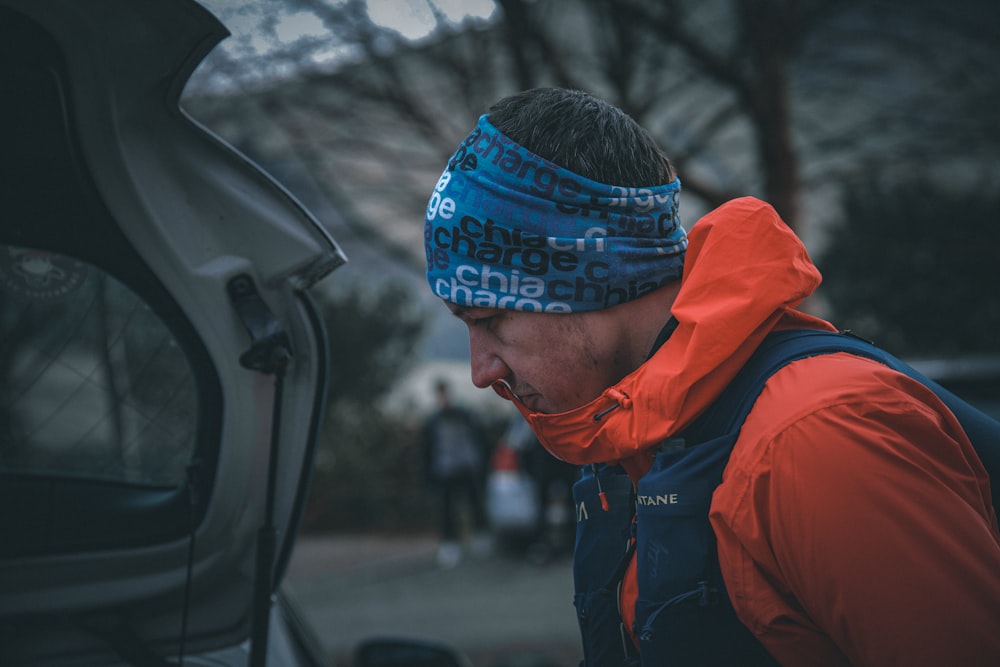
[592,464,611,511]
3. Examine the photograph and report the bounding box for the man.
[423,87,1000,665]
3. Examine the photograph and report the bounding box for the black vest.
[571,329,1000,666]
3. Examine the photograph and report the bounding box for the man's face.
[448,303,636,414]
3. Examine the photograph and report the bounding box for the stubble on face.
[518,309,635,414]
[453,281,680,414]
[448,300,643,414]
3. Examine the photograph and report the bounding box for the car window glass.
[0,245,196,486]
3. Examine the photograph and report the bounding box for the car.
[0,0,344,664]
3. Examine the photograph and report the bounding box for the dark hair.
[487,88,675,187]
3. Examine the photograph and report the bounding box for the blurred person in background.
[493,412,577,562]
[421,379,491,568]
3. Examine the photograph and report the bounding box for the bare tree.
[185,0,1000,267]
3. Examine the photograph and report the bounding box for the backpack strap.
[572,464,641,666]
[683,328,1000,518]
[577,329,1000,667]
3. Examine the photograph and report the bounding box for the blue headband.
[425,115,686,313]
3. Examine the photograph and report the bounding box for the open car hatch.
[0,0,346,663]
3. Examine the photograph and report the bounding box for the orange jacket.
[510,198,1000,665]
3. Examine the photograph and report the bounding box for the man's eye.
[467,312,502,329]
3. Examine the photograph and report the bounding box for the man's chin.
[496,384,547,414]
[521,396,546,413]
[490,381,562,414]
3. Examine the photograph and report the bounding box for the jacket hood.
[493,197,834,478]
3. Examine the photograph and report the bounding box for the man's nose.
[468,327,509,389]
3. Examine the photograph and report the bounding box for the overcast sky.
[201,0,496,59]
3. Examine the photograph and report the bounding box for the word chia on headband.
[425,115,687,313]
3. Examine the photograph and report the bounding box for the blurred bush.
[817,179,1000,357]
[303,401,433,533]
[300,280,432,533]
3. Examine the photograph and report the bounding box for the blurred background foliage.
[300,282,505,532]
[817,181,1000,358]
[301,281,429,532]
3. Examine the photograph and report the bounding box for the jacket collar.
[493,197,833,479]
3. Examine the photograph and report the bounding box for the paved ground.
[283,533,583,667]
